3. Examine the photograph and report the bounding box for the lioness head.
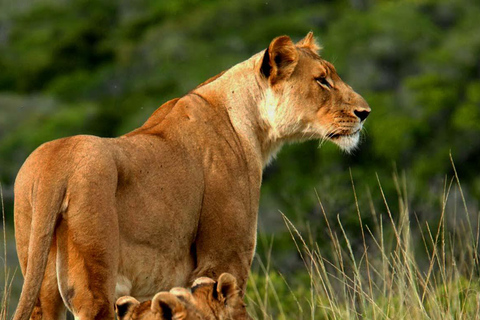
[115,273,250,320]
[258,32,370,153]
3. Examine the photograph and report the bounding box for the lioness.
[115,273,250,320]
[13,32,370,320]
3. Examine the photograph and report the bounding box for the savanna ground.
[2,158,479,320]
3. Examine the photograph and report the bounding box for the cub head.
[115,273,251,320]
[115,293,201,320]
[259,32,371,153]
[188,273,251,320]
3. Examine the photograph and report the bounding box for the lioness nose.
[354,109,370,122]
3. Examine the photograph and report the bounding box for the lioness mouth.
[328,130,360,139]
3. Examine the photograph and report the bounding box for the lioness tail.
[13,178,66,320]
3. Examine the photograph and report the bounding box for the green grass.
[1,185,17,320]
[246,161,480,319]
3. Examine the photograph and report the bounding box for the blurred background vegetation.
[1,0,480,317]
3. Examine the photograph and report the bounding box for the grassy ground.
[1,186,21,320]
[2,164,480,320]
[246,164,480,319]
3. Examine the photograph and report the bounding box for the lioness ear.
[115,296,140,320]
[261,35,299,85]
[216,273,240,304]
[152,292,186,320]
[296,31,321,52]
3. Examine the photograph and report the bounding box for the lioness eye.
[316,77,332,89]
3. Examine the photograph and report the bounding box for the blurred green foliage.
[1,0,480,283]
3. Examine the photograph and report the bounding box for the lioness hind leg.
[23,246,66,320]
[55,203,119,320]
[31,244,67,320]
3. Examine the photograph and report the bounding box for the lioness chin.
[13,32,370,320]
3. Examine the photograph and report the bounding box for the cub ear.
[261,35,299,85]
[152,292,186,320]
[169,287,195,304]
[192,276,215,287]
[216,273,240,304]
[115,296,140,320]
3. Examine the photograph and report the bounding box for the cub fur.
[115,273,251,320]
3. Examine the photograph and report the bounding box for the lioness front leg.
[190,178,259,293]
[190,237,255,294]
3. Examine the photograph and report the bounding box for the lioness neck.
[192,51,282,167]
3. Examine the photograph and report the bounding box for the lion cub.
[115,273,251,320]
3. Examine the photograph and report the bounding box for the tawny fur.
[115,273,250,320]
[13,32,370,320]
